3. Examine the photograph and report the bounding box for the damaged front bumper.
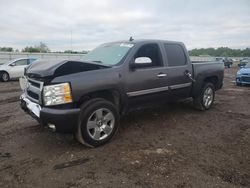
[20,94,80,133]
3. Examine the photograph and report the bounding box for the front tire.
[236,82,241,86]
[75,98,120,147]
[193,83,215,111]
[0,72,10,82]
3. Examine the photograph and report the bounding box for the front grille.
[29,80,40,88]
[27,90,39,100]
[242,76,250,82]
[25,77,44,104]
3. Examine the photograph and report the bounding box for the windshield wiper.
[88,60,112,67]
[91,60,103,64]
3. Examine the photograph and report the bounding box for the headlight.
[43,83,72,106]
[236,71,242,77]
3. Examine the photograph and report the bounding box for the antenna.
[70,30,72,52]
[129,36,134,41]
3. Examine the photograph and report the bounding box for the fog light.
[48,123,56,131]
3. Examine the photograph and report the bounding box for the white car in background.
[0,58,37,82]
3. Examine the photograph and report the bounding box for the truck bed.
[191,61,224,95]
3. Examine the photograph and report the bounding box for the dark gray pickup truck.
[20,39,224,147]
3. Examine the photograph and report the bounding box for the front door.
[9,59,28,78]
[125,43,169,106]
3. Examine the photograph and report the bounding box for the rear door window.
[164,44,186,66]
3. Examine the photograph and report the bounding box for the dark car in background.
[238,58,250,67]
[236,62,250,86]
[222,58,233,68]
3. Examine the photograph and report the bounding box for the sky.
[0,0,250,51]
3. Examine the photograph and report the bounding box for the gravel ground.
[0,67,249,188]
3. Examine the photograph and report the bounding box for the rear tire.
[75,98,120,147]
[0,72,10,82]
[193,83,215,111]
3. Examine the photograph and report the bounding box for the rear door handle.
[157,73,167,78]
[184,70,195,82]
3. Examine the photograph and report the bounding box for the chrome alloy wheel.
[87,108,115,141]
[203,87,214,108]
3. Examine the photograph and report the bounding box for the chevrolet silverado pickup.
[20,39,224,147]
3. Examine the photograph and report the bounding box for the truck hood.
[26,59,110,78]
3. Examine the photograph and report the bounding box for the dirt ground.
[0,67,249,188]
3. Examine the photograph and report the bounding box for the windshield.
[245,62,250,68]
[81,43,134,66]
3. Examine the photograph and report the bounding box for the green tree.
[22,46,40,53]
[22,42,50,53]
[0,47,13,52]
[39,42,50,53]
[189,47,250,57]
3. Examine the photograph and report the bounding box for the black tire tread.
[0,71,9,82]
[75,98,119,147]
[75,98,105,147]
[193,82,215,111]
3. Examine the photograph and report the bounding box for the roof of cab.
[105,39,185,46]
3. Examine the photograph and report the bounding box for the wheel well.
[204,76,218,88]
[78,90,120,108]
[0,71,9,75]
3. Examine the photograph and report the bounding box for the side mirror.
[130,57,152,70]
[9,62,16,66]
[134,57,152,64]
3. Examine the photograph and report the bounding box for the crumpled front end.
[19,76,80,133]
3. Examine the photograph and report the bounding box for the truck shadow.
[16,99,200,151]
[120,99,197,130]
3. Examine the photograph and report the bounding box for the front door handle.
[157,73,167,78]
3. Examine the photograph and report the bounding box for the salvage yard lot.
[0,68,249,188]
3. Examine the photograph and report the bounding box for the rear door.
[162,43,192,99]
